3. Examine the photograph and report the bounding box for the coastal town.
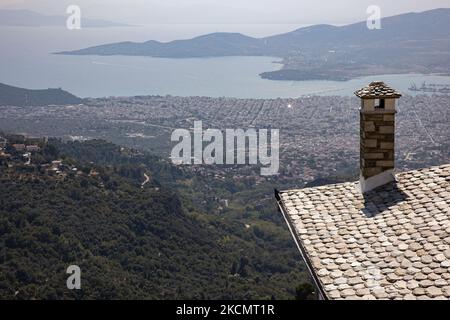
[0,94,449,188]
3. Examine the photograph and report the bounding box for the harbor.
[409,82,450,93]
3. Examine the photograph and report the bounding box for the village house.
[51,160,62,168]
[276,82,450,300]
[26,145,40,152]
[12,144,25,152]
[0,151,11,159]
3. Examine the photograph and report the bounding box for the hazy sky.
[1,0,450,25]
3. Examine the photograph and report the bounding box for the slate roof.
[276,164,450,300]
[355,81,402,99]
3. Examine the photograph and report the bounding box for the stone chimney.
[355,81,402,193]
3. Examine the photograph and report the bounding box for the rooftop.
[276,164,450,300]
[355,81,402,99]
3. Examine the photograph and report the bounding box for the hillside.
[0,137,310,299]
[57,8,450,80]
[0,83,82,107]
[57,32,265,58]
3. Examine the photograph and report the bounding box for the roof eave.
[357,95,402,99]
[275,189,329,300]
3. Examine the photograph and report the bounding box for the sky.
[1,0,450,26]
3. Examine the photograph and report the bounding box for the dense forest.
[0,138,314,299]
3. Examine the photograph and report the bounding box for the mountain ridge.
[57,8,450,56]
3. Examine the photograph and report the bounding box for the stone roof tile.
[278,164,450,300]
[355,81,402,99]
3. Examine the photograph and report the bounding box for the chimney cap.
[355,81,402,99]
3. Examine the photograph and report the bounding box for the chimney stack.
[355,81,402,193]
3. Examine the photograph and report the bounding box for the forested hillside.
[0,137,312,299]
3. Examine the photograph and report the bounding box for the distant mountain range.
[57,8,450,80]
[0,9,130,27]
[0,83,82,106]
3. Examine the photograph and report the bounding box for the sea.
[1,25,450,99]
